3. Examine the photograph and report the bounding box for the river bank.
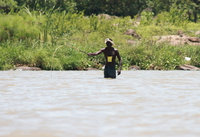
[8,64,200,71]
[0,11,200,71]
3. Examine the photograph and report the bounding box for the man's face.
[106,42,113,47]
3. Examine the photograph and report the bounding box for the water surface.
[0,71,200,137]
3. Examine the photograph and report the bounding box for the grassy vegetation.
[0,9,200,70]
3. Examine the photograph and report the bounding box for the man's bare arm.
[116,49,122,75]
[87,48,104,57]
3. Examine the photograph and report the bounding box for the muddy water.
[0,71,200,137]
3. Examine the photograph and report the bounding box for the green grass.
[0,9,200,70]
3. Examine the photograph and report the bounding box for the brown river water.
[0,70,200,137]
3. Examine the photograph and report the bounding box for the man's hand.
[87,53,93,56]
[117,70,121,75]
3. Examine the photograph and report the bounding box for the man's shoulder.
[114,48,118,51]
[101,48,106,51]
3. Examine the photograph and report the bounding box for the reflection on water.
[0,71,200,137]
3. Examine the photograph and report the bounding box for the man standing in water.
[88,38,122,78]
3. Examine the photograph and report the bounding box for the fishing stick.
[52,45,88,58]
[64,45,88,55]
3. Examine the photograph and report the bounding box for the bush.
[0,8,200,70]
[0,14,40,42]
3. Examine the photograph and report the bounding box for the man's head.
[105,38,114,47]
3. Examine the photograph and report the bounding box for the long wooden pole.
[64,45,88,54]
[53,45,88,58]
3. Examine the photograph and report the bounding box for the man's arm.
[116,49,122,75]
[87,48,104,57]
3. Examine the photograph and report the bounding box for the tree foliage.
[0,0,18,13]
[0,0,199,22]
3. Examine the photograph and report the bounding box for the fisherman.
[88,38,122,78]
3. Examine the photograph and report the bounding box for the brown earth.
[125,29,200,46]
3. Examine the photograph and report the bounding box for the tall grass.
[122,39,200,70]
[0,8,200,70]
